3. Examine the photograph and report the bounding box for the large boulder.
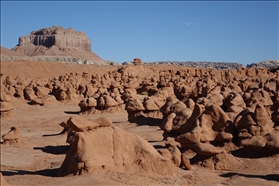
[78,97,97,113]
[57,116,175,176]
[67,116,99,132]
[235,103,274,137]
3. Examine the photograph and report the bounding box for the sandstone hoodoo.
[57,116,175,176]
[133,58,143,65]
[9,26,108,65]
[1,61,279,185]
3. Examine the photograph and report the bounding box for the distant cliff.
[17,26,91,51]
[8,26,108,65]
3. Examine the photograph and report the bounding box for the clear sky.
[1,1,278,65]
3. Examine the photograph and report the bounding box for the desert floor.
[1,98,279,186]
[1,61,279,186]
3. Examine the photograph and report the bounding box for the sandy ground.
[1,98,279,186]
[0,60,192,79]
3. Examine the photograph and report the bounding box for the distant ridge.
[121,60,279,70]
[1,25,278,69]
[247,60,279,69]
[143,61,244,70]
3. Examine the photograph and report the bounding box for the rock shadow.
[1,168,59,177]
[129,115,162,126]
[231,148,279,158]
[33,145,69,155]
[220,172,279,182]
[190,154,214,165]
[64,111,80,115]
[152,144,165,149]
[42,129,67,137]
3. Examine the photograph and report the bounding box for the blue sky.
[1,1,278,65]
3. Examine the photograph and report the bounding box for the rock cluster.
[1,64,279,117]
[2,62,279,176]
[151,70,279,169]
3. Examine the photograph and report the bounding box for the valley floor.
[1,99,279,186]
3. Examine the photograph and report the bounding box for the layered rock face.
[7,26,108,65]
[17,26,91,51]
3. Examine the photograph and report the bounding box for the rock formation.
[1,62,279,170]
[133,58,142,65]
[2,60,279,182]
[57,116,175,176]
[16,26,91,52]
[8,26,108,65]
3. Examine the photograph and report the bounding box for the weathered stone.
[67,116,99,132]
[17,26,91,51]
[133,58,142,65]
